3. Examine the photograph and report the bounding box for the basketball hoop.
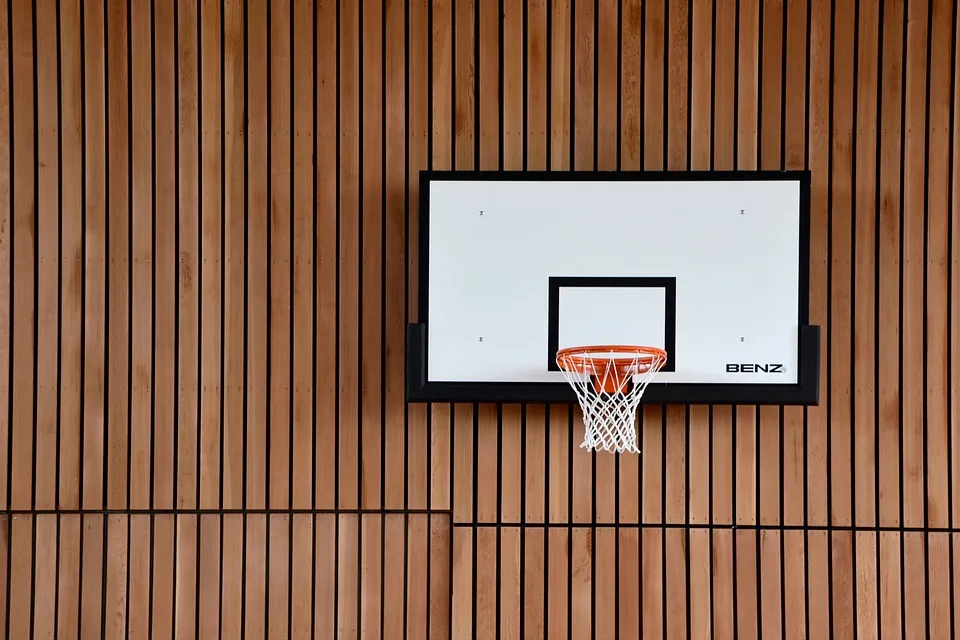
[556,345,667,454]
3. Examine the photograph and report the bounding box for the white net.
[556,347,667,454]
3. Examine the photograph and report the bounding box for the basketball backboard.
[406,170,819,405]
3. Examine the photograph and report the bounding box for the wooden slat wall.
[0,0,957,637]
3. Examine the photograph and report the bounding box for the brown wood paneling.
[0,0,957,637]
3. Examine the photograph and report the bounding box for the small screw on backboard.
[479,337,484,342]
[740,209,745,215]
[740,337,745,342]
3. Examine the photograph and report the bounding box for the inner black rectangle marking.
[547,276,678,373]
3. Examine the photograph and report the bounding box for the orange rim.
[555,344,668,377]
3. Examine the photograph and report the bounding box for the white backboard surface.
[412,172,816,403]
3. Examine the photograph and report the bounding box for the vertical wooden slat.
[453,403,473,524]
[524,528,545,640]
[10,0,36,513]
[854,0,880,530]
[594,528,616,640]
[57,515,81,640]
[759,530,781,640]
[32,516,57,640]
[954,534,960,639]
[806,0,831,531]
[783,530,807,640]
[502,0,521,171]
[641,406,663,524]
[197,514,220,640]
[618,529,639,640]
[104,0,130,512]
[103,515,128,640]
[176,0,199,512]
[290,514,312,638]
[430,515,451,640]
[477,404,497,524]
[712,529,734,640]
[174,515,198,640]
[151,516,175,640]
[689,529,711,639]
[405,515,427,640]
[0,0,10,517]
[269,514,290,640]
[383,0,407,511]
[129,0,152,513]
[855,532,878,640]
[878,0,905,530]
[735,406,756,526]
[666,0,687,171]
[246,0,268,512]
[928,533,952,638]
[3,0,959,633]
[222,0,245,512]
[382,515,405,640]
[736,0,759,170]
[427,0,452,516]
[198,0,222,511]
[550,0,570,170]
[127,515,151,639]
[335,0,357,509]
[335,517,358,640]
[712,406,733,527]
[759,406,780,525]
[501,405,521,523]
[244,514,266,639]
[546,528,567,640]
[34,0,58,514]
[452,526,473,640]
[901,0,928,531]
[315,0,337,511]
[292,0,315,512]
[80,515,105,639]
[568,527,597,638]
[664,528,686,640]
[878,533,902,639]
[830,531,855,637]
[902,533,926,639]
[734,530,757,640]
[270,0,291,511]
[925,0,955,531]
[782,0,809,532]
[572,413,592,524]
[8,516,32,638]
[479,0,499,172]
[953,0,960,535]
[475,527,496,640]
[548,404,569,524]
[314,514,335,640]
[402,0,428,512]
[153,0,176,513]
[665,405,685,524]
[475,0,500,528]
[641,528,662,640]
[221,514,243,640]
[58,0,83,512]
